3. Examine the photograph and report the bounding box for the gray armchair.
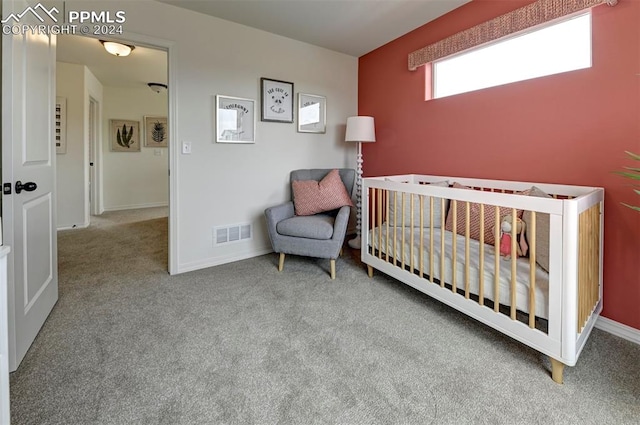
[264,169,355,279]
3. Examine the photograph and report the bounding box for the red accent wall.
[359,0,640,330]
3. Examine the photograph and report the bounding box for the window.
[432,13,592,99]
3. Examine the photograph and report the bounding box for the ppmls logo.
[3,3,126,36]
[1,3,59,24]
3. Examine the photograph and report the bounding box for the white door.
[2,0,58,371]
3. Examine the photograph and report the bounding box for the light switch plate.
[182,141,191,154]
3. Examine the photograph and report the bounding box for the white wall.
[67,1,359,273]
[102,86,168,211]
[56,62,84,228]
[55,63,87,229]
[56,62,104,229]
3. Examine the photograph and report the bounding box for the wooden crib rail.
[577,203,601,333]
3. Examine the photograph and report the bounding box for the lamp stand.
[348,141,364,249]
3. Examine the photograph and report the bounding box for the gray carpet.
[9,208,640,424]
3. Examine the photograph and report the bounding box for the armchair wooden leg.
[367,265,374,278]
[339,248,343,256]
[330,259,336,280]
[278,253,285,272]
[550,358,565,384]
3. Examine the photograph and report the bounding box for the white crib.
[362,174,604,383]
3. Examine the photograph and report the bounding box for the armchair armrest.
[331,205,351,241]
[265,201,295,224]
[264,202,295,251]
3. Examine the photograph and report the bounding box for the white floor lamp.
[345,116,376,249]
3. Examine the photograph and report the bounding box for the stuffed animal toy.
[498,215,528,260]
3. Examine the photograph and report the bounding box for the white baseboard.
[596,316,640,345]
[103,202,168,212]
[175,247,273,275]
[57,222,90,231]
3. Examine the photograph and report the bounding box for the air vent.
[216,228,228,244]
[213,223,252,246]
[240,224,251,240]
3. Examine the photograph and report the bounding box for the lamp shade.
[345,116,376,143]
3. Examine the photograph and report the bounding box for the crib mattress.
[369,226,549,319]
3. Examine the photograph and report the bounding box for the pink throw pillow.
[292,169,354,216]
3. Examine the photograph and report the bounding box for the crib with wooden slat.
[361,175,604,383]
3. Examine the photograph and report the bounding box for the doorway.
[3,26,177,375]
[55,34,171,270]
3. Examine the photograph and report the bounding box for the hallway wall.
[102,85,169,211]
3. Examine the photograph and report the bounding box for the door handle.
[15,181,37,194]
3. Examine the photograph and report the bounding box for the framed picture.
[260,78,294,123]
[144,116,168,147]
[109,119,141,152]
[297,93,326,134]
[55,97,67,154]
[216,95,256,143]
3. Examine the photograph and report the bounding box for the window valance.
[408,0,618,71]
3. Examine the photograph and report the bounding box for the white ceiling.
[56,0,469,88]
[56,35,167,89]
[157,0,470,57]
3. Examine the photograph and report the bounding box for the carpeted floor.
[9,208,640,424]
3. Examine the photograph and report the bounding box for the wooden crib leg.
[330,259,336,280]
[278,253,285,271]
[550,358,565,384]
[367,265,374,278]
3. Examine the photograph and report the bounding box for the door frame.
[88,96,100,216]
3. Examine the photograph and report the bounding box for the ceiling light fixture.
[147,83,168,94]
[100,40,135,57]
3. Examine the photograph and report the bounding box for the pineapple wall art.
[144,116,168,148]
[110,119,141,152]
